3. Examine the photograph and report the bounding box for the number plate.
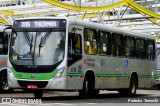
[27,84,38,89]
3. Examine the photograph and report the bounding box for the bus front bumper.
[8,76,67,90]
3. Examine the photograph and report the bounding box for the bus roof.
[14,17,154,40]
[74,19,154,40]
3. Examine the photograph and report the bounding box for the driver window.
[68,33,82,67]
[68,33,82,55]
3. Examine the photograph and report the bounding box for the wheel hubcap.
[1,78,8,90]
[131,82,136,94]
[85,81,88,92]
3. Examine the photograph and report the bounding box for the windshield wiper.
[24,32,33,54]
[39,31,51,56]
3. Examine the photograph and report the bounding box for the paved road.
[0,89,160,106]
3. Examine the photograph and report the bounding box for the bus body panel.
[0,55,7,69]
[67,25,84,90]
[0,26,11,92]
[66,22,156,90]
[156,70,160,85]
[8,17,156,93]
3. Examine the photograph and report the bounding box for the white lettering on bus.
[34,21,57,27]
[21,22,30,27]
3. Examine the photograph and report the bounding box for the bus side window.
[73,34,82,54]
[112,33,124,57]
[98,31,111,55]
[68,33,82,55]
[147,40,155,61]
[136,38,146,59]
[84,29,97,54]
[124,36,135,58]
[68,33,82,66]
[0,35,3,53]
[0,32,8,55]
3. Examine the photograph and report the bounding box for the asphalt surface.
[0,89,159,106]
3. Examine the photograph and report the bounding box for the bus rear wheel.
[157,84,160,89]
[34,90,43,99]
[129,76,137,96]
[119,76,137,97]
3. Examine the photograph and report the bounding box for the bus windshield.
[9,29,65,66]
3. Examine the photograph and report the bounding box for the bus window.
[147,40,155,60]
[69,33,82,54]
[136,38,146,59]
[98,31,111,55]
[124,36,135,58]
[84,29,97,55]
[112,33,124,57]
[68,33,82,66]
[157,44,160,69]
[0,32,8,55]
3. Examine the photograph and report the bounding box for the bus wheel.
[34,90,43,99]
[119,76,137,97]
[92,89,99,97]
[0,73,10,92]
[157,85,160,89]
[79,76,89,98]
[129,76,137,96]
[79,75,94,98]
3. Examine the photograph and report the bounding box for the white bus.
[156,42,160,88]
[7,17,156,98]
[0,26,11,92]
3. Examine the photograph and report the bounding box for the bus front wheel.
[79,75,95,98]
[79,76,89,98]
[0,73,12,92]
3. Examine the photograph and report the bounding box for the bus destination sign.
[13,19,66,28]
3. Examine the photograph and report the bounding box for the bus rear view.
[8,18,67,98]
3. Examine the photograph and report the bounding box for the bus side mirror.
[3,25,12,35]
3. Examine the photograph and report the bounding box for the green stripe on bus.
[11,68,58,80]
[68,73,130,77]
[68,73,155,78]
[68,73,84,76]
[139,75,156,78]
[95,74,130,77]
[156,74,160,78]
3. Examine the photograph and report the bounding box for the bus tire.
[119,76,137,97]
[118,76,138,97]
[34,90,43,99]
[129,76,137,96]
[92,89,99,97]
[79,76,89,98]
[79,75,94,98]
[0,73,12,92]
[157,84,160,89]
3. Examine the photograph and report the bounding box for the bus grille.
[17,80,48,88]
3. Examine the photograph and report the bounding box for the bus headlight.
[54,67,65,79]
[8,68,15,78]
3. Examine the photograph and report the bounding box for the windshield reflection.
[10,30,65,66]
